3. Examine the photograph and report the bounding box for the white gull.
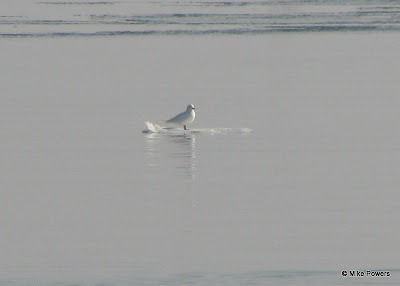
[165,104,196,130]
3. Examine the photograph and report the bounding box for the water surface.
[1,0,400,36]
[1,1,400,285]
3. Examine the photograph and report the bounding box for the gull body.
[166,104,196,130]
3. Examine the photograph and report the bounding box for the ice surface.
[143,121,253,135]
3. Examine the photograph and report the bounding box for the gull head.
[187,104,195,111]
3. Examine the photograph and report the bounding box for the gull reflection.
[144,132,197,180]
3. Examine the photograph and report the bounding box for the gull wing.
[166,111,187,123]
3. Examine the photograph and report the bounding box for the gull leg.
[184,125,187,130]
